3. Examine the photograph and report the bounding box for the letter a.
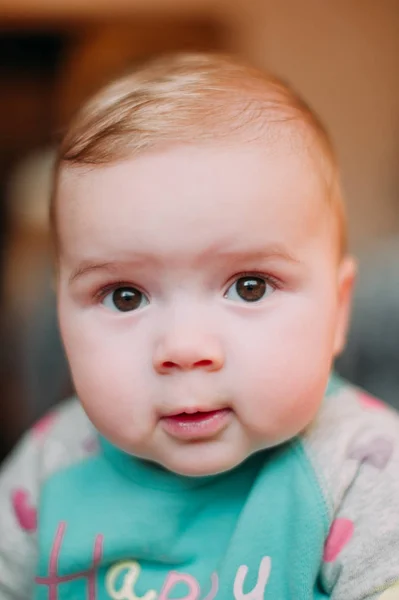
[106,561,157,600]
[233,556,271,600]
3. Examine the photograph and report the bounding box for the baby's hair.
[52,52,346,255]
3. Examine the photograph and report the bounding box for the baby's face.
[57,141,354,476]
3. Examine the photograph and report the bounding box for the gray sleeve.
[0,399,95,600]
[0,432,39,600]
[303,382,399,599]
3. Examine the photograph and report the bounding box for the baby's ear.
[333,255,357,356]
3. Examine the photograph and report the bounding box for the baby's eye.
[225,276,274,303]
[102,286,149,312]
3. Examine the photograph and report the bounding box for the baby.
[1,52,399,600]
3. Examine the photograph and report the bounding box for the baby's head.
[52,53,355,476]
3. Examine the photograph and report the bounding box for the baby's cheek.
[68,343,148,423]
[235,344,328,443]
[70,349,123,394]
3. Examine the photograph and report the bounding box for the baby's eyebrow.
[69,262,114,284]
[205,242,301,267]
[68,244,300,284]
[68,254,162,284]
[215,247,299,264]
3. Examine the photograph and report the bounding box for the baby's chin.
[154,439,256,478]
[156,432,303,477]
[105,422,281,478]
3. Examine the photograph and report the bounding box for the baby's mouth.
[160,408,232,441]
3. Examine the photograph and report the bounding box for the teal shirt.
[34,435,329,599]
[2,374,399,600]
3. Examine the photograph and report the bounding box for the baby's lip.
[160,397,232,417]
[162,406,225,418]
[160,408,233,440]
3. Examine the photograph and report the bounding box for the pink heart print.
[323,518,354,562]
[11,489,37,533]
[357,392,386,411]
[32,412,56,440]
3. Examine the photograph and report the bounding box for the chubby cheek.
[231,297,337,443]
[60,313,154,446]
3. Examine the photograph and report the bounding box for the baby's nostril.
[163,361,177,369]
[194,360,213,368]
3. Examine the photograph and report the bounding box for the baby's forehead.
[56,138,337,262]
[58,131,326,200]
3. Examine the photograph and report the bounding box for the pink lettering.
[35,521,104,600]
[159,571,200,600]
[202,572,219,600]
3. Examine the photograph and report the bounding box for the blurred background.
[0,0,398,462]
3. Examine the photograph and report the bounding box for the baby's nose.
[152,332,224,374]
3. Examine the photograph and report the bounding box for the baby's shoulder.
[33,398,98,482]
[0,399,97,592]
[0,398,97,489]
[0,398,98,487]
[300,375,399,515]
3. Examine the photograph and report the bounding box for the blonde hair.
[52,52,347,254]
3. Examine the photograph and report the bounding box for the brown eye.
[103,287,149,312]
[225,276,272,303]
